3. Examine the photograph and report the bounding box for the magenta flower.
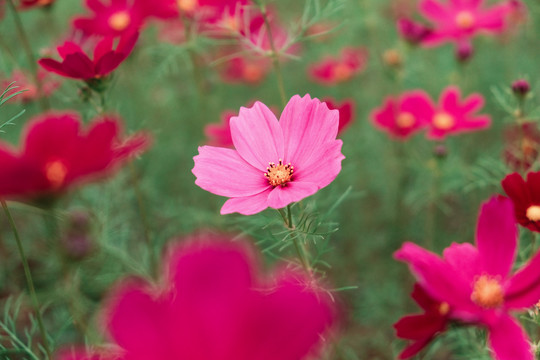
[38,33,138,81]
[394,284,449,359]
[370,90,432,140]
[395,196,540,360]
[420,0,514,48]
[59,235,337,360]
[397,18,433,44]
[308,47,368,85]
[193,95,345,215]
[219,56,270,85]
[204,110,235,148]
[322,98,355,135]
[425,86,491,140]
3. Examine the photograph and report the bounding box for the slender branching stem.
[1,200,52,360]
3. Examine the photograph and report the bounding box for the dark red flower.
[38,32,138,81]
[0,111,150,202]
[397,18,433,44]
[323,98,355,135]
[503,122,540,172]
[502,171,540,232]
[394,284,449,359]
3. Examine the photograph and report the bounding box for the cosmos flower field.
[0,0,539,359]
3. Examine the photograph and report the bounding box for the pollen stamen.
[396,112,415,128]
[108,11,131,31]
[265,159,294,187]
[177,0,197,12]
[433,112,455,130]
[44,160,68,189]
[471,275,504,309]
[526,205,540,222]
[456,11,475,29]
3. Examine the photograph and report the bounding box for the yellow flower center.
[471,275,504,309]
[526,205,540,221]
[438,302,450,316]
[108,11,131,31]
[456,11,475,29]
[433,112,455,130]
[333,63,353,82]
[265,159,293,187]
[177,0,197,12]
[44,160,68,189]
[243,64,264,83]
[396,112,415,128]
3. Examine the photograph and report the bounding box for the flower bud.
[512,79,530,97]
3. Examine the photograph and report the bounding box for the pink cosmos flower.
[395,196,540,360]
[59,235,337,360]
[394,284,449,359]
[73,0,177,37]
[1,69,60,104]
[193,95,345,215]
[323,98,355,135]
[38,32,138,81]
[309,47,368,85]
[370,90,432,140]
[219,56,271,85]
[425,86,491,140]
[204,110,235,148]
[0,111,149,202]
[420,0,515,48]
[180,0,249,27]
[397,18,433,44]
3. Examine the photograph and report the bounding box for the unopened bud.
[512,79,530,97]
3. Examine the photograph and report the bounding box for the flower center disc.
[456,11,475,29]
[44,160,68,189]
[108,11,131,31]
[438,302,450,316]
[433,112,455,130]
[526,205,540,221]
[178,0,197,12]
[396,112,415,128]
[265,160,293,187]
[243,64,264,83]
[333,63,353,82]
[471,275,504,309]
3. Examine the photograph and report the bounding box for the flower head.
[193,95,345,215]
[394,284,449,359]
[59,235,337,360]
[38,32,138,81]
[0,111,149,202]
[219,56,271,85]
[18,0,56,10]
[309,47,368,85]
[503,122,540,172]
[425,86,490,140]
[397,18,433,44]
[323,98,355,135]
[501,171,540,232]
[420,0,515,47]
[395,196,540,360]
[371,90,432,140]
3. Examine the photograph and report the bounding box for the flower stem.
[278,205,311,275]
[183,16,206,103]
[1,200,52,360]
[6,0,50,111]
[260,6,287,107]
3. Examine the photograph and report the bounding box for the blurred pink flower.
[204,110,235,148]
[73,0,177,36]
[219,56,271,85]
[397,18,433,44]
[193,95,345,215]
[502,122,540,172]
[18,0,55,10]
[370,90,432,140]
[420,0,515,48]
[323,98,355,135]
[38,32,138,81]
[425,86,491,140]
[394,284,449,359]
[309,47,368,85]
[181,0,249,27]
[395,196,540,360]
[156,18,186,44]
[60,235,337,360]
[1,69,60,103]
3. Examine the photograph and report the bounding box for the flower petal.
[420,0,450,22]
[220,188,273,215]
[505,249,540,309]
[292,140,344,188]
[266,182,319,209]
[280,95,339,169]
[488,315,534,360]
[193,146,270,198]
[475,196,517,278]
[443,242,481,281]
[230,102,284,170]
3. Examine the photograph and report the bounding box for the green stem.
[6,0,50,111]
[279,205,311,275]
[260,7,287,107]
[1,200,52,360]
[183,16,205,101]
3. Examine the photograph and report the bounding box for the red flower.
[394,284,449,359]
[219,56,271,85]
[38,32,138,81]
[73,0,177,37]
[309,47,368,85]
[0,111,149,202]
[323,98,355,135]
[59,235,337,360]
[18,0,56,10]
[502,171,540,232]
